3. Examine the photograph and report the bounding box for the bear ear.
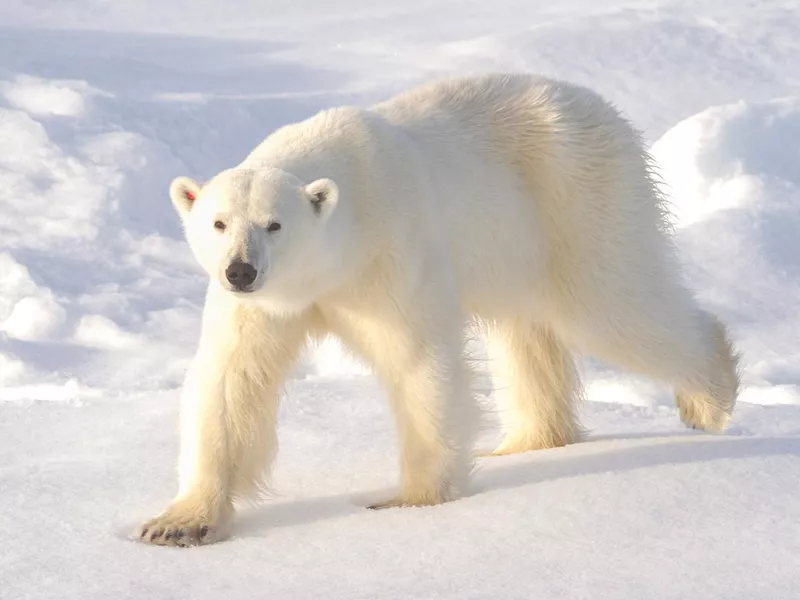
[305,178,339,218]
[170,176,202,218]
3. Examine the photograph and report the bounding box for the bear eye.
[267,222,282,233]
[214,220,226,232]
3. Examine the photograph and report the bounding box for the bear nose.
[225,260,257,291]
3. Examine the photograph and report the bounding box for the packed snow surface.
[1,1,799,598]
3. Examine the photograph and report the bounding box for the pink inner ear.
[185,190,196,201]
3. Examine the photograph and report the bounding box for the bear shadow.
[234,432,800,538]
[471,434,800,494]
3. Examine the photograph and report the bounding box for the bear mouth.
[226,285,257,295]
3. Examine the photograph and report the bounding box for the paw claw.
[132,504,228,547]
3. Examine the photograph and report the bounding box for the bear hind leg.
[557,287,741,433]
[674,312,740,431]
[331,305,479,508]
[486,321,584,456]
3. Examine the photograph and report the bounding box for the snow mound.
[652,98,800,405]
[1,74,95,117]
[0,74,203,400]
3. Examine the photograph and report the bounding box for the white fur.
[134,73,740,546]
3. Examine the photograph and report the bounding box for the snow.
[1,0,800,598]
[654,98,800,406]
[2,75,87,117]
[4,390,800,599]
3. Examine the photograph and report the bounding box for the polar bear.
[134,73,740,546]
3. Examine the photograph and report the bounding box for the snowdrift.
[653,98,800,405]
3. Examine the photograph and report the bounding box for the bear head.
[170,167,340,313]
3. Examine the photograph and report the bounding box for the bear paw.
[367,488,449,510]
[676,391,731,433]
[483,430,578,457]
[132,503,229,547]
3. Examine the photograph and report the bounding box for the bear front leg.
[134,358,241,547]
[133,296,309,547]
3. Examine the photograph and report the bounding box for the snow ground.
[1,1,800,598]
[3,387,800,600]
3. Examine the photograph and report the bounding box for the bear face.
[170,167,339,312]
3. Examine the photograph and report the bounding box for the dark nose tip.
[225,260,257,290]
